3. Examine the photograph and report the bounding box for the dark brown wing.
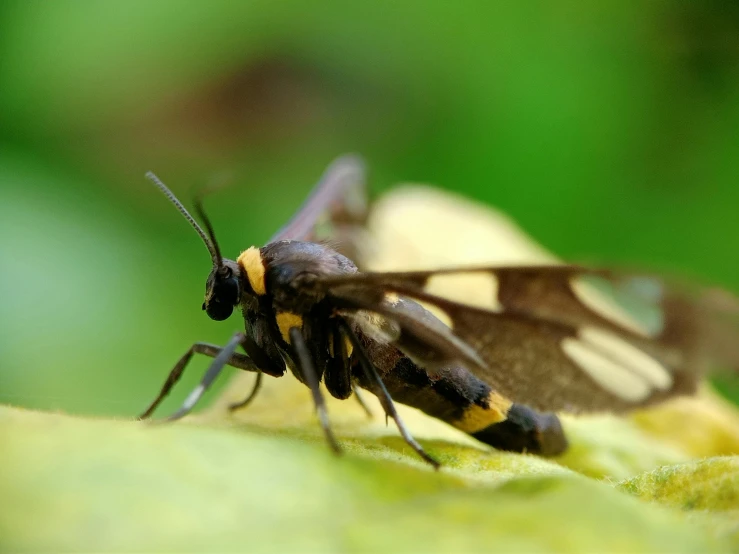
[269,155,368,262]
[320,265,739,414]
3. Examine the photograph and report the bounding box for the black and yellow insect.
[140,156,738,468]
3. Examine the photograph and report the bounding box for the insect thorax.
[247,240,358,314]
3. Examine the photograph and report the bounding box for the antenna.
[193,192,223,267]
[145,171,223,267]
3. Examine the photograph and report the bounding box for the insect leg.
[227,330,292,412]
[139,338,258,419]
[289,327,341,454]
[323,325,372,416]
[156,331,247,422]
[339,321,440,469]
[353,386,374,418]
[227,372,263,412]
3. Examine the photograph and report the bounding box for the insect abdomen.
[355,338,568,456]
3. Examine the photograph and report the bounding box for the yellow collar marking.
[237,247,266,295]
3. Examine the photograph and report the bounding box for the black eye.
[206,301,234,321]
[204,277,239,321]
[217,277,239,305]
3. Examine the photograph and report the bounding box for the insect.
[139,156,739,468]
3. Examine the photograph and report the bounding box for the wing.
[319,265,739,414]
[269,155,369,262]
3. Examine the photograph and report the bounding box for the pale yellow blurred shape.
[632,386,739,458]
[364,184,558,271]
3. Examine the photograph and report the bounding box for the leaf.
[618,458,739,550]
[0,393,734,553]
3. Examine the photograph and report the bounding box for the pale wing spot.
[425,272,502,312]
[237,247,266,295]
[580,327,672,390]
[570,276,652,337]
[562,337,652,402]
[275,312,303,343]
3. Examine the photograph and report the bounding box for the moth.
[139,156,739,468]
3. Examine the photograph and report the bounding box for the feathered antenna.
[145,171,223,268]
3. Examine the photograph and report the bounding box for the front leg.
[140,333,283,420]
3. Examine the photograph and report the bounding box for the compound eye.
[203,277,239,321]
[218,277,239,306]
[205,301,234,321]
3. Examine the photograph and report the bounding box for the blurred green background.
[1,1,738,418]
